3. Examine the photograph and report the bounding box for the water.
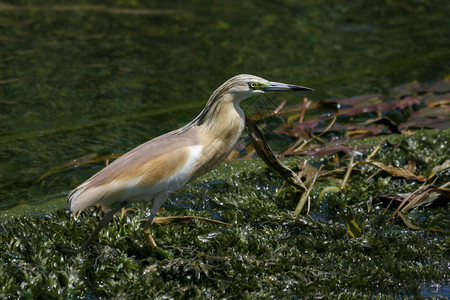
[0,1,449,211]
[420,282,450,298]
[0,3,449,298]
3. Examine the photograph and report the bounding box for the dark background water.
[0,0,449,211]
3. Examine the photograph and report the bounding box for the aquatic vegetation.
[2,77,449,298]
[0,126,448,298]
[1,0,449,297]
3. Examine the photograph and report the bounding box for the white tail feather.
[68,184,107,212]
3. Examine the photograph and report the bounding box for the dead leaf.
[431,159,450,174]
[297,160,318,185]
[295,165,323,215]
[246,116,305,190]
[399,117,450,130]
[337,102,385,117]
[36,153,121,183]
[390,80,420,99]
[384,95,422,113]
[423,92,450,107]
[411,106,450,118]
[362,159,427,181]
[419,79,450,94]
[404,157,417,173]
[297,145,352,157]
[276,118,323,138]
[151,216,230,226]
[0,78,20,85]
[320,94,383,108]
[398,212,422,230]
[317,186,341,207]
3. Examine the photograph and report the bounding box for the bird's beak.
[264,81,314,92]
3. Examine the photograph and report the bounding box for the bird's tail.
[68,183,107,213]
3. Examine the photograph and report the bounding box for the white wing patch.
[141,144,203,197]
[69,145,203,212]
[171,145,203,191]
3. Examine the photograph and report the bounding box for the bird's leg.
[141,194,167,249]
[59,201,127,255]
[142,213,173,259]
[142,217,157,248]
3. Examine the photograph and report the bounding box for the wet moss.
[1,0,449,297]
[1,130,448,298]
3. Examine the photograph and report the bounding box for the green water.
[0,1,449,298]
[0,1,449,210]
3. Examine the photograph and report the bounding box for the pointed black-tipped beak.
[265,81,314,92]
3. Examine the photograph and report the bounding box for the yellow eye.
[249,82,258,89]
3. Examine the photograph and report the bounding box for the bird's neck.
[191,95,245,175]
[200,95,245,144]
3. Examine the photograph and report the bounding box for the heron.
[63,74,313,254]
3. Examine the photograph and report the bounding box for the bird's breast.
[191,108,244,179]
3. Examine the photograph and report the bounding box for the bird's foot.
[143,228,172,259]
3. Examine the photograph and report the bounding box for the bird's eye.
[249,82,258,89]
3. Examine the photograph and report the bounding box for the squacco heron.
[64,74,313,254]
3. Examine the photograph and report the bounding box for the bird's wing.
[68,127,201,212]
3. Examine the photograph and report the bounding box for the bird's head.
[179,74,314,132]
[216,74,314,103]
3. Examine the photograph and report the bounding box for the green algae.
[1,0,450,298]
[1,0,450,210]
[0,129,448,298]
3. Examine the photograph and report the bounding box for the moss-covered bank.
[1,129,448,299]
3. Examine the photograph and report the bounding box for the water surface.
[0,0,449,210]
